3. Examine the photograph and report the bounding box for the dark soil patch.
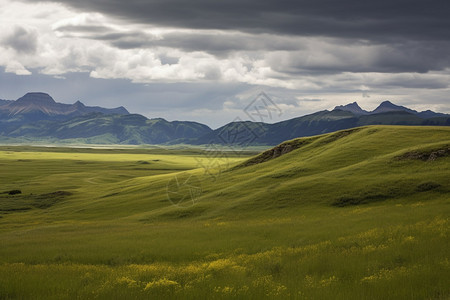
[416,181,441,192]
[32,191,72,209]
[332,194,389,207]
[0,190,22,195]
[236,139,313,168]
[0,191,73,212]
[8,190,21,195]
[101,192,120,198]
[395,146,450,162]
[318,128,363,145]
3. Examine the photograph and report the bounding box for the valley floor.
[0,126,449,299]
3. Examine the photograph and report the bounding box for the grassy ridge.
[0,125,449,299]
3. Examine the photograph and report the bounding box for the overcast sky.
[1,0,449,128]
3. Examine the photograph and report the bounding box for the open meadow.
[0,126,449,299]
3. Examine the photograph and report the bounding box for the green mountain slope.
[6,113,212,144]
[193,110,450,146]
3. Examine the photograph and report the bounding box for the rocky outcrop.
[396,146,450,161]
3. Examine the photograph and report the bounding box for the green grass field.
[0,125,449,299]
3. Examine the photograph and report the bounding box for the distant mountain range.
[334,101,448,118]
[0,92,128,120]
[0,93,211,144]
[0,92,449,145]
[192,107,450,146]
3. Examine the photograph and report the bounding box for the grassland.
[0,125,449,299]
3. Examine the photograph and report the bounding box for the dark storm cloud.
[45,0,450,74]
[267,40,450,75]
[113,32,302,55]
[369,42,450,74]
[2,26,38,54]
[378,76,450,89]
[55,24,112,34]
[23,0,450,42]
[53,24,303,55]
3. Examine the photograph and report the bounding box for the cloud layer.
[0,0,449,127]
[25,0,450,41]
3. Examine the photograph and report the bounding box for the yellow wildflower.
[144,278,180,291]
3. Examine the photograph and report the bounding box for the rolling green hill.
[0,126,449,299]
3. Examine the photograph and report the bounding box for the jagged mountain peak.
[377,100,401,109]
[379,100,394,105]
[0,92,130,120]
[372,100,417,114]
[333,100,442,117]
[333,102,369,115]
[73,100,86,107]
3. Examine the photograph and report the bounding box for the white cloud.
[52,12,106,30]
[4,61,32,75]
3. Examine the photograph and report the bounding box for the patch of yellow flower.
[439,258,450,268]
[304,274,338,288]
[348,207,373,215]
[207,258,236,271]
[362,244,387,253]
[361,266,410,283]
[402,236,415,243]
[357,228,382,240]
[116,276,140,288]
[144,278,180,291]
[320,275,338,287]
[214,286,235,295]
[252,275,288,297]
